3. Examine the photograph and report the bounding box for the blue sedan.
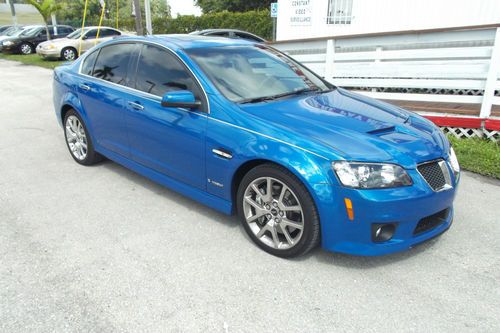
[53,35,460,258]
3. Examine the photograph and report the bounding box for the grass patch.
[0,53,66,69]
[448,136,500,179]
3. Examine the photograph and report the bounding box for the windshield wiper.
[238,87,320,104]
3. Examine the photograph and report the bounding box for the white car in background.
[36,26,124,61]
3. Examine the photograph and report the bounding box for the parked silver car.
[36,26,123,61]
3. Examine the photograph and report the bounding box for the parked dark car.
[1,25,74,55]
[190,29,266,43]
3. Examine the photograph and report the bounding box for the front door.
[125,44,207,190]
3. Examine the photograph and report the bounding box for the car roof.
[82,26,120,30]
[111,34,256,51]
[190,29,266,41]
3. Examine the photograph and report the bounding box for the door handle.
[128,101,144,111]
[79,83,91,91]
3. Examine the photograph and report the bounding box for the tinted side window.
[100,29,121,37]
[209,32,229,37]
[92,43,134,85]
[81,50,99,76]
[135,44,201,99]
[236,32,262,42]
[85,29,97,39]
[59,27,72,34]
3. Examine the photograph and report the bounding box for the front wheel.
[19,43,34,55]
[61,47,77,61]
[237,164,320,258]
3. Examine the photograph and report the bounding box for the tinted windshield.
[20,27,42,37]
[186,45,332,103]
[1,27,17,36]
[5,27,26,37]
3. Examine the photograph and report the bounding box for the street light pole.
[5,0,18,28]
[144,0,152,35]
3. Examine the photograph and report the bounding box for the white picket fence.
[271,26,500,126]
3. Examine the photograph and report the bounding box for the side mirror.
[82,35,88,40]
[161,90,201,109]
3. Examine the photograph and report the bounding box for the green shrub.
[62,10,272,40]
[153,10,272,40]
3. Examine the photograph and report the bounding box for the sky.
[168,0,202,17]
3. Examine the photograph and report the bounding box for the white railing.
[271,26,500,119]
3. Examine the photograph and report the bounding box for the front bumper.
[1,44,19,54]
[314,168,458,256]
[36,47,61,59]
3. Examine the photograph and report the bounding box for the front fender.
[205,115,336,207]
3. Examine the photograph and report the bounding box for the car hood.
[0,35,15,42]
[39,37,72,47]
[237,88,448,168]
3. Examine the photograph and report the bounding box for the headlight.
[3,40,13,46]
[448,147,460,174]
[332,161,413,189]
[44,44,55,50]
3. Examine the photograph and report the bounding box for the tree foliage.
[26,0,61,39]
[195,0,274,13]
[51,0,171,28]
[153,9,272,40]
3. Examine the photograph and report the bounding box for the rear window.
[81,50,98,76]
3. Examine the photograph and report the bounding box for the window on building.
[327,0,353,24]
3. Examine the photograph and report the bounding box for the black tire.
[237,163,320,258]
[61,47,77,61]
[63,109,103,166]
[19,42,34,55]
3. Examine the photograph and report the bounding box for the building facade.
[276,0,500,41]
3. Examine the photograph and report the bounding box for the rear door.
[77,43,138,157]
[55,26,73,38]
[33,27,52,46]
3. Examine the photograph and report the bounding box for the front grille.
[417,160,450,191]
[414,208,450,235]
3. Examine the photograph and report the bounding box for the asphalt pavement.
[0,59,499,332]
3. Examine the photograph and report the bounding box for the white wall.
[0,4,38,14]
[276,0,500,41]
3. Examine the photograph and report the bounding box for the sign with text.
[271,2,278,18]
[289,0,312,26]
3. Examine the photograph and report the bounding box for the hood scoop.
[367,126,396,135]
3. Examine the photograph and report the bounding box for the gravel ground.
[0,60,499,332]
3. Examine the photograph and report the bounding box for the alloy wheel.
[65,115,88,160]
[63,48,76,61]
[20,44,33,54]
[242,177,304,250]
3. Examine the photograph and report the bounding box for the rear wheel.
[61,47,77,61]
[63,109,102,165]
[237,164,320,258]
[19,43,34,55]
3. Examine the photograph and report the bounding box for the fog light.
[371,223,397,242]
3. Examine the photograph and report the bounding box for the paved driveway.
[0,60,499,332]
